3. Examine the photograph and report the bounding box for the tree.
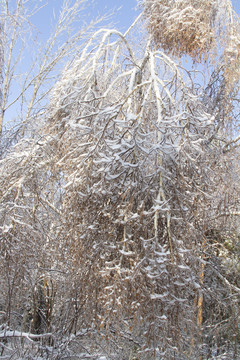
[0,22,3,106]
[0,0,103,137]
[0,0,240,359]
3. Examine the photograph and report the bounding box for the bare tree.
[0,22,3,107]
[0,0,103,136]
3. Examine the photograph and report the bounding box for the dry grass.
[223,23,240,93]
[140,0,240,92]
[140,0,219,61]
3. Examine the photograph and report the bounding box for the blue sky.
[31,0,140,40]
[232,0,240,14]
[31,0,240,38]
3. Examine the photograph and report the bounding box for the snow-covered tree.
[0,1,240,359]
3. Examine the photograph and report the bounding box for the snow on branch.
[0,330,53,342]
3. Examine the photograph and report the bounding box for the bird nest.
[140,0,219,61]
